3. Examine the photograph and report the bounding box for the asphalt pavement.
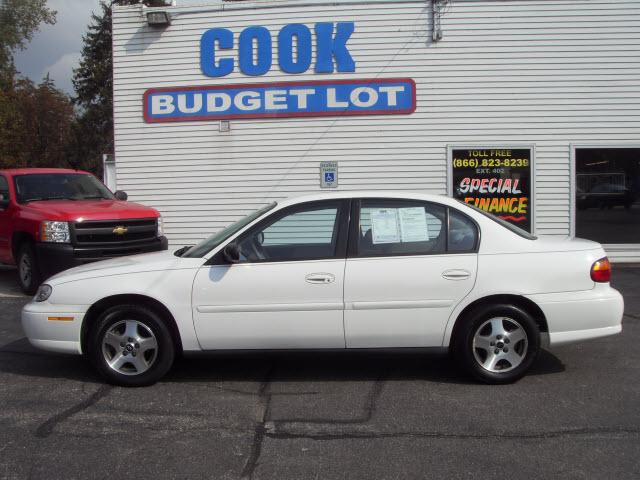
[0,265,638,479]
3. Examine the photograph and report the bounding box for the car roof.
[276,191,461,208]
[0,168,91,176]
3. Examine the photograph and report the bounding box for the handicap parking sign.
[320,162,338,188]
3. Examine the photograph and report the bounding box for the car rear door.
[192,199,350,350]
[344,199,479,348]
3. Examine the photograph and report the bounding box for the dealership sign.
[200,22,356,77]
[451,148,533,232]
[143,22,417,123]
[144,79,416,122]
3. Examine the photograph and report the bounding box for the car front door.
[192,199,349,350]
[344,199,479,348]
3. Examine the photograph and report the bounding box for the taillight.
[591,257,611,283]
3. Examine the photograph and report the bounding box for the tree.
[0,0,56,88]
[69,0,168,174]
[0,76,74,169]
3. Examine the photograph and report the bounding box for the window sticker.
[370,208,400,244]
[399,207,429,242]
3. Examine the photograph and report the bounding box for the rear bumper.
[526,285,624,347]
[35,236,168,280]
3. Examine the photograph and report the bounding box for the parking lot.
[0,265,638,479]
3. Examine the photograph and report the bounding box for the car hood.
[22,199,158,221]
[46,250,204,285]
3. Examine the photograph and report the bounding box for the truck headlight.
[157,216,164,237]
[40,221,70,243]
[34,284,52,302]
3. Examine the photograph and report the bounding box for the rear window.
[457,200,537,240]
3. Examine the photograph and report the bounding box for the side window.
[448,209,478,253]
[358,200,445,256]
[0,176,9,207]
[237,202,341,262]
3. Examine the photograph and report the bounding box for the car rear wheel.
[88,305,175,387]
[17,243,41,295]
[452,304,540,384]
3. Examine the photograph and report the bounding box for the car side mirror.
[0,198,9,210]
[222,243,240,264]
[114,190,128,201]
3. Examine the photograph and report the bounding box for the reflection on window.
[238,204,340,262]
[575,148,640,244]
[262,209,337,246]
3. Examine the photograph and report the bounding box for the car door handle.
[442,269,471,281]
[305,273,335,284]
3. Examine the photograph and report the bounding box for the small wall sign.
[320,162,338,188]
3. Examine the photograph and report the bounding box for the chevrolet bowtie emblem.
[113,226,128,235]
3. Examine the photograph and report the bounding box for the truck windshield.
[182,202,277,258]
[14,174,115,203]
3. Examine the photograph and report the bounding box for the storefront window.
[575,148,640,244]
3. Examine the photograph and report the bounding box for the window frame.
[210,199,351,265]
[347,198,480,258]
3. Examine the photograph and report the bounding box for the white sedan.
[22,192,623,386]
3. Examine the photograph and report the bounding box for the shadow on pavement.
[0,337,565,386]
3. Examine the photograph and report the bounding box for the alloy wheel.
[472,317,528,373]
[101,319,158,376]
[19,254,32,287]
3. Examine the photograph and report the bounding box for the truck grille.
[72,218,158,246]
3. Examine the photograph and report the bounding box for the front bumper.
[21,301,88,355]
[35,236,168,280]
[526,284,624,347]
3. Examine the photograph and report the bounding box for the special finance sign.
[143,22,416,123]
[451,148,533,232]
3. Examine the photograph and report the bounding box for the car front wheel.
[453,304,540,384]
[87,305,175,387]
[17,243,41,295]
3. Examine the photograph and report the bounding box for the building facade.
[112,0,640,261]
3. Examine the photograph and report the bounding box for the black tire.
[87,305,175,387]
[452,303,540,384]
[16,243,41,295]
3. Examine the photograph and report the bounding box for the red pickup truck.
[0,168,167,294]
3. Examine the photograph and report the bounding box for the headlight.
[157,216,164,237]
[34,284,52,302]
[40,221,70,243]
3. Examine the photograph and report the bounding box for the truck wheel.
[87,305,175,387]
[452,304,540,384]
[17,243,41,295]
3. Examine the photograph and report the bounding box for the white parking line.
[0,293,26,298]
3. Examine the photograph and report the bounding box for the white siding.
[112,0,640,258]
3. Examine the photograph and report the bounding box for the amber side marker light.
[591,257,611,283]
[47,316,74,322]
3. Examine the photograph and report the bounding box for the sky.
[14,0,103,95]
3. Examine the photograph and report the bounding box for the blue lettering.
[200,22,356,77]
[200,28,234,77]
[278,24,312,74]
[315,22,356,74]
[239,26,272,76]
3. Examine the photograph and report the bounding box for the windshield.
[457,200,538,240]
[14,173,115,203]
[182,202,277,258]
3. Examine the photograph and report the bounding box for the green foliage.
[0,0,56,89]
[0,76,74,169]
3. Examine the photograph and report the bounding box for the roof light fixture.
[147,11,171,28]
